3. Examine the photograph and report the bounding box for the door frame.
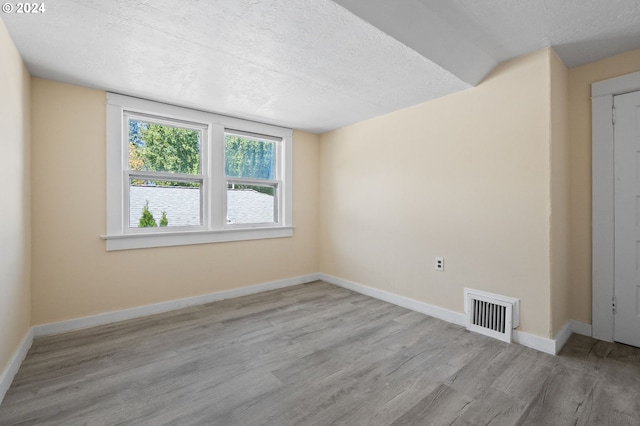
[592,71,640,341]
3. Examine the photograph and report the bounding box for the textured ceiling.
[2,0,640,133]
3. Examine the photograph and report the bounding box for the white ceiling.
[2,0,640,133]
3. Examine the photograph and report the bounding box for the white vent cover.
[464,288,520,343]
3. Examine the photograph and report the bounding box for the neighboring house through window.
[104,93,293,250]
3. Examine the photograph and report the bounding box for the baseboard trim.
[553,321,574,355]
[0,328,33,406]
[33,273,320,337]
[319,273,466,326]
[570,320,593,337]
[319,273,593,356]
[512,329,556,355]
[553,320,593,355]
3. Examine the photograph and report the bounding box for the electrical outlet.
[435,257,444,271]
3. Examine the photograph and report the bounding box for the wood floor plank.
[450,388,528,426]
[1,281,640,425]
[389,384,474,425]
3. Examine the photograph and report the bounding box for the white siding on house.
[227,190,275,224]
[129,186,273,227]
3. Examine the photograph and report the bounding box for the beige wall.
[568,48,640,325]
[0,21,31,375]
[16,40,640,343]
[319,49,555,337]
[549,49,571,335]
[30,79,319,324]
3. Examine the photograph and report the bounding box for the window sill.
[101,226,294,251]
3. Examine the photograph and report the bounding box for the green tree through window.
[225,136,274,180]
[129,120,201,187]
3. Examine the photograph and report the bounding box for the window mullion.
[209,123,226,230]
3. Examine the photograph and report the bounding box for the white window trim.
[123,112,209,234]
[103,93,293,251]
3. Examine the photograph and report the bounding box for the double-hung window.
[126,114,207,230]
[225,131,280,226]
[105,94,293,250]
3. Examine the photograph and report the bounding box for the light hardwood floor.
[1,281,639,425]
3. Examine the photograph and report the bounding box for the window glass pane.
[225,134,275,179]
[129,119,201,174]
[129,180,201,228]
[227,183,275,224]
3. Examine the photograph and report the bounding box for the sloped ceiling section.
[332,0,499,86]
[452,0,640,68]
[336,0,640,77]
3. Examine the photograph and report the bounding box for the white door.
[614,90,640,347]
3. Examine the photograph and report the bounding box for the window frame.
[124,112,208,234]
[104,93,293,251]
[224,129,281,228]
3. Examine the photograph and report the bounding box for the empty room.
[2,1,640,424]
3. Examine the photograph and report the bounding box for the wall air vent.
[464,288,520,343]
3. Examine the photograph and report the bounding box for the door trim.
[592,71,640,341]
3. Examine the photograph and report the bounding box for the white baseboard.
[570,320,593,337]
[319,273,592,356]
[553,320,593,355]
[34,273,320,337]
[0,328,33,406]
[319,273,466,326]
[553,321,574,355]
[513,329,556,355]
